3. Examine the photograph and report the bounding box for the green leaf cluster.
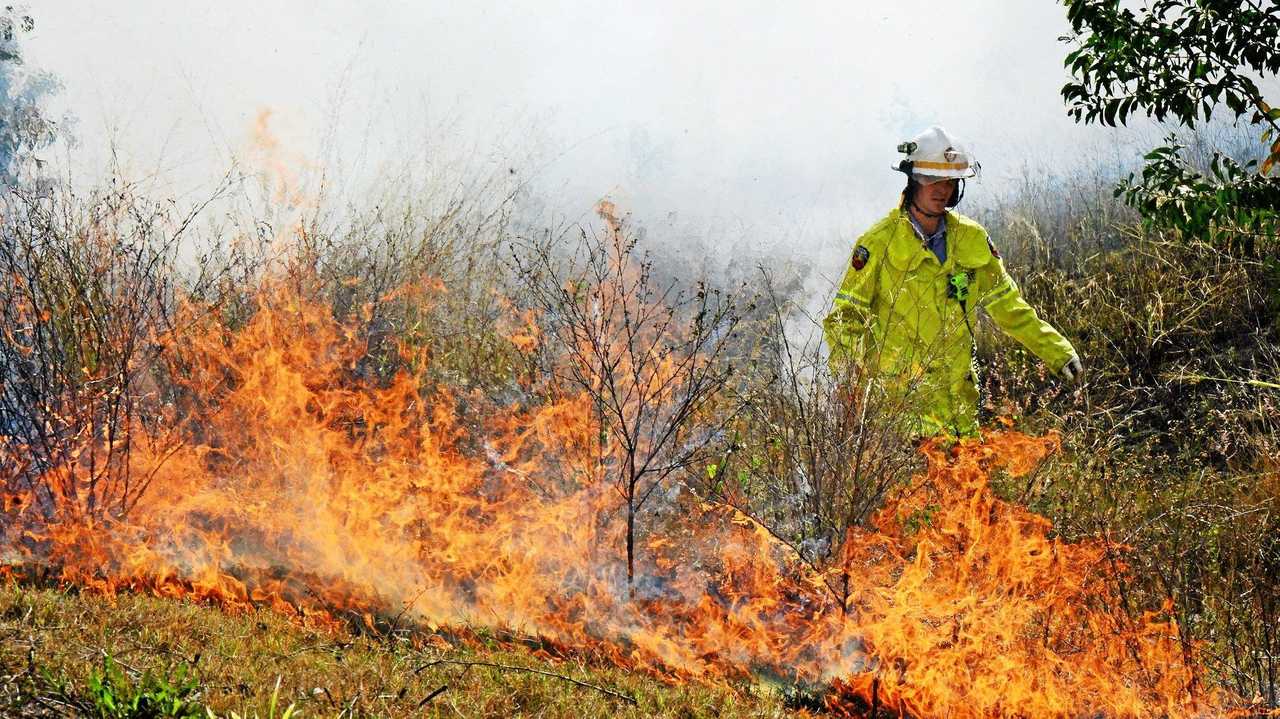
[1061,0,1280,240]
[1062,0,1280,127]
[1117,134,1280,243]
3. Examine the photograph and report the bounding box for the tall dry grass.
[969,139,1280,703]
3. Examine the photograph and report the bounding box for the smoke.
[20,0,1280,300]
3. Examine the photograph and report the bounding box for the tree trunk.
[626,451,637,598]
[626,497,635,599]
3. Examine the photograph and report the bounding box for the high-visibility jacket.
[823,207,1076,437]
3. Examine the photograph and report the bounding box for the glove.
[1061,355,1084,384]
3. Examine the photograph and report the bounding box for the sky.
[25,1,1153,276]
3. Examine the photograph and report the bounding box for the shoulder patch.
[986,238,1001,260]
[851,245,870,270]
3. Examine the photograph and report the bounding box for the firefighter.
[823,125,1083,438]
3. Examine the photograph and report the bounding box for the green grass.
[0,584,799,718]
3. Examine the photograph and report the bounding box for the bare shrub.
[0,185,193,521]
[266,161,526,391]
[512,201,748,589]
[712,274,925,611]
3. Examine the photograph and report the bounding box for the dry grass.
[0,584,800,718]
[973,209,1280,704]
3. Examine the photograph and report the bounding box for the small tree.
[1061,2,1280,702]
[514,201,748,591]
[1060,0,1280,242]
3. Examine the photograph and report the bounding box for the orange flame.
[248,108,313,210]
[0,271,1242,717]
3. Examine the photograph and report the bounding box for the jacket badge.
[851,245,870,270]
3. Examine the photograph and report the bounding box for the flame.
[0,265,1243,717]
[826,433,1212,717]
[247,108,313,210]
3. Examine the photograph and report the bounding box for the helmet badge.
[943,147,959,163]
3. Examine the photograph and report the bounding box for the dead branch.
[414,658,637,705]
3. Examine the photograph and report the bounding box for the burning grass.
[0,268,1245,717]
[1,183,1275,716]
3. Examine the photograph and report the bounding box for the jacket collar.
[885,208,990,271]
[886,209,933,271]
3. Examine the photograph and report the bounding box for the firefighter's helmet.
[892,125,981,183]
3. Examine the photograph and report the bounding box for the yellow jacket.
[823,208,1076,437]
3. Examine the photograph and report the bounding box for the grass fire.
[3,2,1280,717]
[0,199,1260,716]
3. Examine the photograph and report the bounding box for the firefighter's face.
[915,178,957,215]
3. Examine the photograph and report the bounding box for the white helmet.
[891,125,980,184]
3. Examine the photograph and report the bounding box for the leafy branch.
[1060,0,1280,242]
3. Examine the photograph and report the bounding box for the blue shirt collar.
[906,211,948,264]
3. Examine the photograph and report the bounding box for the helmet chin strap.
[910,201,946,220]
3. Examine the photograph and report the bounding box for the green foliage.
[0,9,34,51]
[1117,137,1280,242]
[1060,0,1280,239]
[901,503,940,536]
[1062,0,1280,127]
[85,654,205,719]
[0,7,60,186]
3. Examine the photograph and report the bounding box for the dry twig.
[414,658,637,705]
